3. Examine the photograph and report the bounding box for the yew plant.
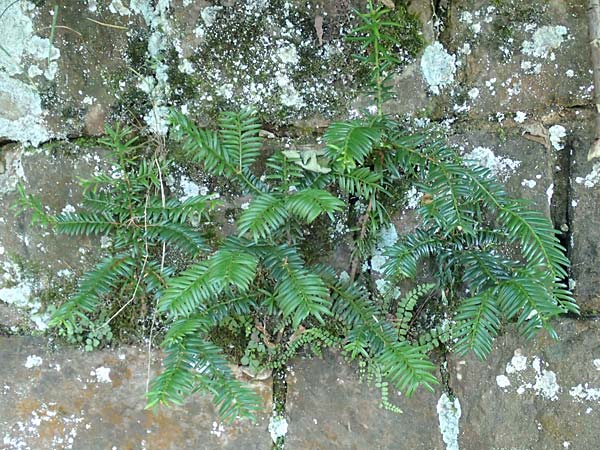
[16,1,577,424]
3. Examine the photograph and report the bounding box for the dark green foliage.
[15,0,577,424]
[15,125,214,340]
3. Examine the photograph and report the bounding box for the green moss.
[164,47,202,104]
[126,28,152,76]
[111,85,152,124]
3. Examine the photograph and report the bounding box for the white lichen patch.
[0,73,51,146]
[549,125,567,151]
[405,186,422,209]
[546,183,554,206]
[2,402,84,450]
[91,367,111,384]
[129,0,173,135]
[514,111,527,123]
[506,351,528,374]
[0,0,61,145]
[0,0,58,76]
[0,259,50,331]
[522,25,568,59]
[109,0,131,15]
[532,360,560,401]
[569,384,600,402]
[521,179,536,189]
[498,353,560,401]
[496,375,511,389]
[24,355,43,368]
[463,146,521,181]
[437,393,461,450]
[421,42,457,95]
[575,162,600,188]
[268,415,288,443]
[370,224,398,275]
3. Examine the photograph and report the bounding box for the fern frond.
[146,195,216,224]
[377,342,437,396]
[54,212,117,236]
[49,254,135,327]
[495,273,563,339]
[208,245,258,292]
[285,188,345,223]
[219,109,263,174]
[499,202,569,280]
[396,284,436,337]
[383,229,443,279]
[422,160,477,235]
[145,222,208,255]
[456,251,515,294]
[237,194,289,241]
[146,339,198,407]
[275,267,331,328]
[148,334,259,422]
[170,110,231,177]
[462,168,569,280]
[158,262,223,317]
[324,121,382,171]
[454,290,501,359]
[336,167,384,196]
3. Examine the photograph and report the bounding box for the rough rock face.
[449,319,600,449]
[285,351,444,450]
[2,0,600,448]
[0,336,272,449]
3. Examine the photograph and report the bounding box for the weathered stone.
[444,0,590,120]
[449,125,555,217]
[285,351,445,450]
[449,319,600,449]
[568,119,600,310]
[0,336,271,449]
[0,143,107,330]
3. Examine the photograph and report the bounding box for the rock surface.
[449,319,600,450]
[0,336,272,450]
[285,351,444,450]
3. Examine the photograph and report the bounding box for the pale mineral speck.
[201,5,223,27]
[566,69,575,78]
[514,111,527,123]
[210,421,225,438]
[467,88,480,100]
[521,179,537,189]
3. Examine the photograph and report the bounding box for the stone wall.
[1,0,600,449]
